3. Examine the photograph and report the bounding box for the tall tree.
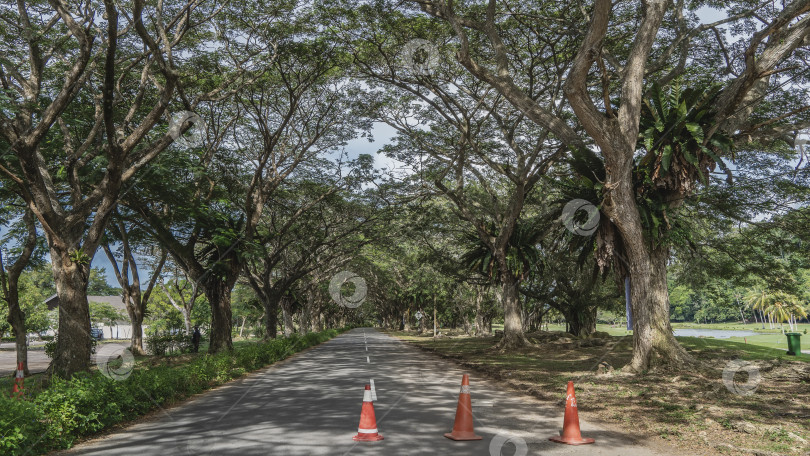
[342,6,572,346]
[102,218,167,355]
[0,205,39,375]
[411,0,810,370]
[129,21,369,351]
[0,0,233,376]
[245,176,380,339]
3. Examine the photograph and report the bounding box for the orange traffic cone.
[353,384,384,441]
[549,381,594,445]
[10,362,24,399]
[444,374,482,441]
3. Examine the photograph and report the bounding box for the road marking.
[366,356,370,363]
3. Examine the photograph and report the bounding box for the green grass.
[670,321,810,333]
[532,323,810,359]
[679,336,810,362]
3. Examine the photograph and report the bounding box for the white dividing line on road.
[366,356,370,363]
[370,379,377,401]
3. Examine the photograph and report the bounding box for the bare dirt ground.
[388,329,810,456]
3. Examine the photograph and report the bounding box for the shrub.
[145,330,194,356]
[44,334,97,359]
[0,328,345,455]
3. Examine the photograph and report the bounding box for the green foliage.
[0,329,344,455]
[86,268,121,296]
[461,218,545,282]
[88,301,124,327]
[638,84,732,183]
[145,329,194,356]
[635,83,734,244]
[44,333,97,359]
[16,268,53,334]
[68,250,90,266]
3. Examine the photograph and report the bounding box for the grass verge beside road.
[536,322,810,353]
[388,329,810,456]
[0,329,346,456]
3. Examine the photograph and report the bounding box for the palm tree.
[746,288,807,331]
[746,287,772,329]
[770,293,807,332]
[461,218,546,284]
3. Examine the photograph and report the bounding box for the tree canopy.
[0,0,808,377]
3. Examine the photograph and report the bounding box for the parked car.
[90,327,104,340]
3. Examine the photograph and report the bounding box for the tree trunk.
[1,210,41,376]
[6,286,28,375]
[50,249,92,378]
[127,304,145,356]
[626,244,693,372]
[564,305,597,338]
[203,277,233,353]
[459,308,471,335]
[418,308,427,334]
[474,290,488,336]
[300,299,314,335]
[475,291,485,336]
[499,276,529,348]
[281,296,295,336]
[264,293,279,340]
[403,308,411,331]
[182,310,191,334]
[306,289,320,333]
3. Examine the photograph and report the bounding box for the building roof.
[44,294,127,312]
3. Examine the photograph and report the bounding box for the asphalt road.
[55,328,672,456]
[0,346,50,377]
